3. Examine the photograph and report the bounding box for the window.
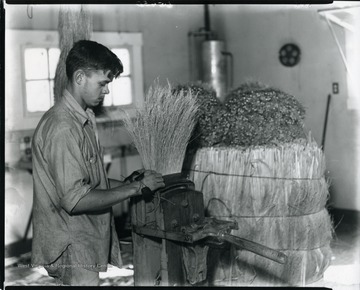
[103,48,133,106]
[23,45,136,112]
[5,30,144,131]
[24,47,60,112]
[92,31,145,121]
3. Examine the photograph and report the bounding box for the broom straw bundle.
[192,139,328,217]
[123,81,199,174]
[190,139,333,286]
[54,5,93,102]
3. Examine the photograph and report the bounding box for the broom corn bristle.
[123,81,199,174]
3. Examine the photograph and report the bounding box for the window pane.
[112,77,132,106]
[103,90,113,106]
[49,48,61,79]
[26,80,51,112]
[112,48,131,76]
[24,48,49,80]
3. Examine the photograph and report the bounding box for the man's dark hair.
[66,40,123,81]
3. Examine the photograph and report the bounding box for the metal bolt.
[193,214,200,222]
[171,219,178,228]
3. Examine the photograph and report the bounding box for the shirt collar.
[62,89,95,127]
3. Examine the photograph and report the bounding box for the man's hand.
[123,169,145,183]
[139,170,165,192]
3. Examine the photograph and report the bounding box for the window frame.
[21,45,59,117]
[92,32,144,122]
[106,45,134,107]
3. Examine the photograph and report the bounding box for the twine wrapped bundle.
[123,81,199,174]
[54,5,92,102]
[190,138,333,286]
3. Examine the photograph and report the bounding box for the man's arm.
[45,128,164,215]
[72,170,164,214]
[108,178,124,188]
[71,181,142,214]
[108,168,145,188]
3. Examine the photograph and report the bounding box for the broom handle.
[221,233,287,264]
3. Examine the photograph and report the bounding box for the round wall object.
[279,43,301,67]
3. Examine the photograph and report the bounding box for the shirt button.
[101,221,106,225]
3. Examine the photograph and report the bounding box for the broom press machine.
[129,172,287,285]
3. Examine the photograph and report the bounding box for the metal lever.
[218,233,287,264]
[134,217,287,265]
[187,219,287,264]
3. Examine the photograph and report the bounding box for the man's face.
[81,69,113,109]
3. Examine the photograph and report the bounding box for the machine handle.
[220,233,287,264]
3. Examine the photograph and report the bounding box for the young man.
[31,40,165,286]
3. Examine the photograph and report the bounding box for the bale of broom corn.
[190,137,333,286]
[173,81,307,149]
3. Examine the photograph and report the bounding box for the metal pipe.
[204,4,211,40]
[222,51,234,90]
[188,31,196,81]
[321,94,332,151]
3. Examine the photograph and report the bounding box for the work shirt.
[31,89,122,272]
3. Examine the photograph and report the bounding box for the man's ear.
[74,70,85,85]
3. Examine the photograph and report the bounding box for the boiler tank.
[201,40,229,102]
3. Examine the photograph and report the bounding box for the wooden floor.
[4,208,360,288]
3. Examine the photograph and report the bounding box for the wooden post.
[130,196,162,286]
[130,182,206,286]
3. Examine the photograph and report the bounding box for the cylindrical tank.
[201,40,228,102]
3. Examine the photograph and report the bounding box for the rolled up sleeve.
[45,127,92,214]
